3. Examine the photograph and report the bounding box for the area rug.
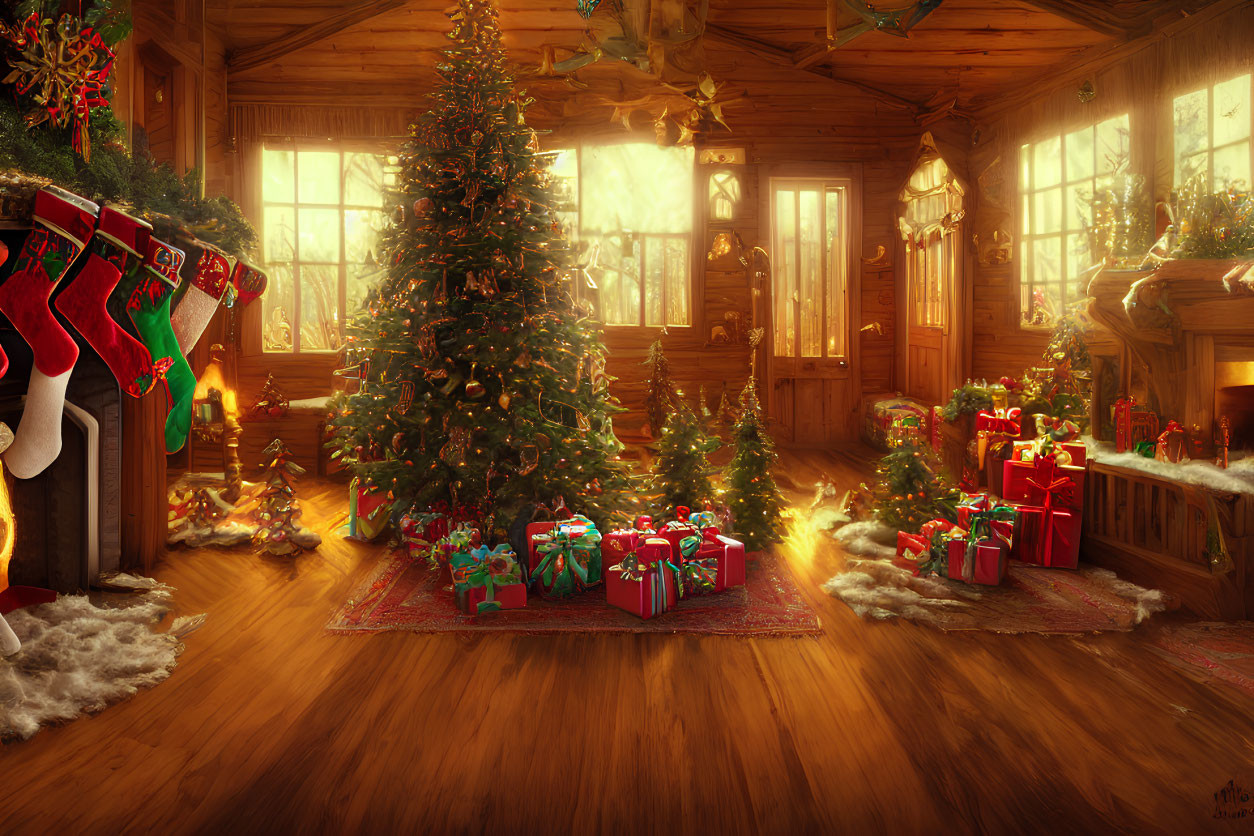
[822,557,1167,634]
[0,590,199,741]
[1149,622,1254,700]
[328,551,821,636]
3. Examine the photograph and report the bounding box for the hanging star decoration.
[0,12,117,161]
[843,0,943,37]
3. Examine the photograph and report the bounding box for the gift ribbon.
[1026,458,1074,512]
[682,557,720,592]
[961,506,1016,583]
[533,519,601,595]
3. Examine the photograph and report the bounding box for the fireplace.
[0,329,121,592]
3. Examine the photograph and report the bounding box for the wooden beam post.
[1015,0,1142,39]
[226,0,410,74]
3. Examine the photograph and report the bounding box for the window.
[1174,73,1251,190]
[260,142,396,353]
[899,153,963,329]
[770,179,850,359]
[1019,114,1130,326]
[547,143,694,327]
[708,170,741,221]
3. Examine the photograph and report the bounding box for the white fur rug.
[0,592,193,740]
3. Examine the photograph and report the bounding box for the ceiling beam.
[704,23,920,115]
[227,0,411,74]
[1015,0,1146,39]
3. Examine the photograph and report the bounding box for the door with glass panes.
[765,174,860,444]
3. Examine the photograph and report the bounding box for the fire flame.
[0,462,15,594]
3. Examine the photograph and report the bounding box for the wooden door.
[763,171,861,444]
[138,46,177,166]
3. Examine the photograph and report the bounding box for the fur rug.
[0,592,193,741]
[823,557,1167,634]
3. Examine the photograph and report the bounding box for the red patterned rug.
[327,550,821,636]
[1149,622,1254,699]
[823,557,1168,634]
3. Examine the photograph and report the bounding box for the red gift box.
[976,407,1022,436]
[637,537,673,563]
[657,523,701,560]
[957,493,990,529]
[601,530,642,567]
[1012,505,1081,569]
[946,537,1008,585]
[456,581,527,615]
[606,559,679,619]
[694,534,746,589]
[895,531,930,572]
[1003,458,1084,510]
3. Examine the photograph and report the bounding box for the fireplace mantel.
[1087,258,1254,453]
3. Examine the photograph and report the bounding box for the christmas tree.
[327,0,632,532]
[871,442,956,533]
[252,439,319,556]
[726,380,785,551]
[650,393,719,514]
[1020,315,1091,429]
[642,338,677,439]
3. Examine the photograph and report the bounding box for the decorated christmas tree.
[252,439,319,556]
[1020,315,1091,429]
[642,338,677,439]
[649,393,719,514]
[327,0,632,533]
[726,380,785,551]
[871,442,956,533]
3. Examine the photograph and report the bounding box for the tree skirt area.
[328,550,820,636]
[1148,622,1254,700]
[0,587,198,741]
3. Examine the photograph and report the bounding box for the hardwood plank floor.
[3,447,1253,834]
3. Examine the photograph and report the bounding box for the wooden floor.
[3,448,1254,834]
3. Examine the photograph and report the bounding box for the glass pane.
[1178,151,1208,185]
[1019,144,1030,190]
[262,147,295,204]
[774,189,795,357]
[644,237,664,328]
[1066,183,1091,232]
[1215,141,1251,190]
[664,238,688,327]
[344,152,384,206]
[599,234,640,325]
[263,206,295,262]
[300,264,340,351]
[1021,193,1030,236]
[1033,235,1061,289]
[297,150,341,204]
[550,148,579,239]
[825,188,846,354]
[345,210,387,316]
[579,143,694,234]
[1174,87,1209,185]
[262,264,295,353]
[1033,136,1062,188]
[1065,127,1094,183]
[709,170,741,221]
[298,208,341,263]
[1096,114,1131,175]
[798,189,821,358]
[1213,74,1251,146]
[1066,232,1090,289]
[1033,187,1062,234]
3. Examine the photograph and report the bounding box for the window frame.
[1171,72,1254,192]
[1016,113,1131,330]
[766,174,856,365]
[549,142,698,331]
[256,137,395,355]
[899,153,964,334]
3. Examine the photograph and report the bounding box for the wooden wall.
[967,1,1254,383]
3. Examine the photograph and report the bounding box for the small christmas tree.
[871,441,956,533]
[650,393,719,514]
[249,372,290,418]
[1021,315,1091,429]
[726,380,785,551]
[715,382,739,430]
[642,338,677,439]
[253,439,319,556]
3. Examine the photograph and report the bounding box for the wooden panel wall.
[967,2,1254,383]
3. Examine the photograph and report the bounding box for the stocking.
[0,238,8,379]
[55,207,168,398]
[231,259,268,307]
[170,239,232,356]
[0,187,98,479]
[122,238,197,453]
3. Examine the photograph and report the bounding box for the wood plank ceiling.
[207,0,1215,134]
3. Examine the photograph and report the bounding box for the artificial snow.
[821,559,973,621]
[1085,436,1254,495]
[0,594,192,740]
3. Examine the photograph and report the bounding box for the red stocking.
[0,187,98,479]
[56,207,169,398]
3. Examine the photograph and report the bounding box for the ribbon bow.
[1026,458,1073,511]
[960,505,1017,583]
[533,516,602,595]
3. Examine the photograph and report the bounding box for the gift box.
[601,529,643,568]
[956,493,990,529]
[348,477,393,541]
[1003,457,1084,511]
[946,537,1008,586]
[976,407,1022,436]
[605,554,682,619]
[530,515,603,598]
[657,522,701,560]
[894,531,931,572]
[677,531,746,594]
[1009,463,1082,569]
[453,544,527,615]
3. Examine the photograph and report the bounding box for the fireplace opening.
[1217,359,1254,452]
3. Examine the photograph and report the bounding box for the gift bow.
[689,511,717,529]
[1026,459,1074,511]
[533,517,602,593]
[682,557,720,592]
[614,552,684,600]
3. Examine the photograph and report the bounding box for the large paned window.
[769,179,850,359]
[1018,114,1130,326]
[548,143,693,327]
[899,154,963,329]
[260,142,396,353]
[1173,72,1252,190]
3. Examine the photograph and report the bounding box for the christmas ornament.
[465,365,485,399]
